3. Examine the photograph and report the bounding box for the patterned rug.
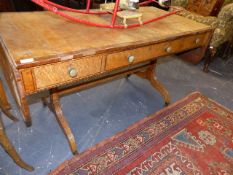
[50,92,233,175]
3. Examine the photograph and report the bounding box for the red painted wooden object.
[31,0,180,28]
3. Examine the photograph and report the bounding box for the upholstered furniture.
[0,79,34,171]
[171,0,233,71]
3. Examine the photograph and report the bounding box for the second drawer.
[105,33,207,71]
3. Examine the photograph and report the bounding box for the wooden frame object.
[0,7,212,154]
[31,0,179,29]
[0,79,34,171]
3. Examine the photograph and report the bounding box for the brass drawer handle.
[165,46,172,53]
[196,38,200,44]
[68,68,77,78]
[128,55,135,63]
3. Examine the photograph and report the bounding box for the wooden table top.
[0,7,211,68]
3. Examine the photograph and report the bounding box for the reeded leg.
[203,46,217,73]
[16,84,31,127]
[0,80,18,122]
[50,92,78,154]
[136,63,171,105]
[0,117,34,171]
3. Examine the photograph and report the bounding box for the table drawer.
[105,33,207,71]
[33,55,102,90]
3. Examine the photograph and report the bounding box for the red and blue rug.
[50,92,233,175]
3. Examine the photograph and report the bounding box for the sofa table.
[0,7,212,154]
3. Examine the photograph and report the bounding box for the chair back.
[185,0,225,16]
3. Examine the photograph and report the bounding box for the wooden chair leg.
[0,116,34,171]
[136,63,171,106]
[50,92,78,154]
[203,46,217,73]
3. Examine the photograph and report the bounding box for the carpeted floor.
[0,56,232,175]
[50,92,233,175]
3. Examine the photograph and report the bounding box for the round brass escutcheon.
[128,55,135,63]
[68,68,77,78]
[166,46,172,53]
[196,38,200,44]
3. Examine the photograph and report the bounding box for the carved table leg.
[136,62,171,105]
[50,91,78,154]
[16,81,32,127]
[0,114,34,171]
[203,46,217,73]
[0,80,18,122]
